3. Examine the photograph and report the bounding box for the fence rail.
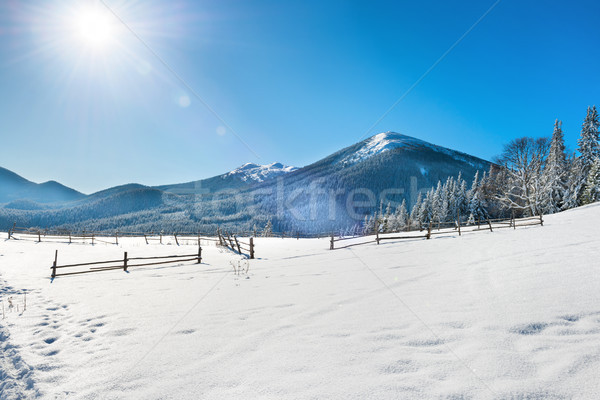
[50,246,203,278]
[329,213,544,250]
[217,230,255,259]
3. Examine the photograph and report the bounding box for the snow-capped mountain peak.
[340,132,487,169]
[226,162,298,182]
[342,132,429,165]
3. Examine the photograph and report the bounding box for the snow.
[225,162,298,182]
[342,132,487,168]
[1,203,600,399]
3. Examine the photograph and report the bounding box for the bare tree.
[493,137,550,216]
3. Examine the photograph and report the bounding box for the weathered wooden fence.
[217,230,255,259]
[50,246,203,278]
[329,213,544,250]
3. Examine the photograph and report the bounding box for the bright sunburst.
[70,5,116,50]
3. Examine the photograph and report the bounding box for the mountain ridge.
[0,132,491,233]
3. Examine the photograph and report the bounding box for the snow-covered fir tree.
[562,153,585,210]
[541,120,568,213]
[577,106,600,170]
[262,219,273,237]
[581,158,600,205]
[409,192,423,229]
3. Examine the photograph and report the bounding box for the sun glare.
[71,6,116,49]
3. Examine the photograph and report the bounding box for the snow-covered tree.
[494,136,550,216]
[541,120,568,213]
[382,202,392,232]
[581,158,600,205]
[577,106,600,169]
[262,219,273,237]
[467,171,489,221]
[409,192,423,229]
[389,199,408,232]
[562,154,586,210]
[419,189,434,226]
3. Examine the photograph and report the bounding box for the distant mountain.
[0,166,85,205]
[155,162,297,195]
[0,133,492,234]
[226,162,298,182]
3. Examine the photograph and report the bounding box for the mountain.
[225,162,298,182]
[206,131,491,233]
[0,166,85,205]
[0,133,491,233]
[155,162,298,195]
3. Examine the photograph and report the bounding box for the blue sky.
[0,0,599,193]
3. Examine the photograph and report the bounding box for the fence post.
[234,236,241,254]
[297,232,299,240]
[376,230,380,245]
[197,246,202,264]
[115,232,119,245]
[123,252,128,272]
[250,237,255,259]
[51,250,58,279]
[174,234,179,246]
[160,233,163,245]
[38,230,41,243]
[487,217,493,232]
[92,234,95,245]
[426,222,432,239]
[330,234,334,250]
[512,210,516,229]
[539,213,544,226]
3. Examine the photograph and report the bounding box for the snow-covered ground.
[1,204,600,399]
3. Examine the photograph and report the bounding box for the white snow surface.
[1,204,600,399]
[342,132,487,168]
[225,162,298,182]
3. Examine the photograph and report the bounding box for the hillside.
[0,203,598,399]
[0,167,85,205]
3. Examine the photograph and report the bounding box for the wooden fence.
[217,230,255,259]
[329,213,544,250]
[50,246,203,278]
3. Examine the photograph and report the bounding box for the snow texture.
[0,203,600,398]
[225,162,298,182]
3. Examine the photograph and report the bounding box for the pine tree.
[542,119,568,213]
[262,219,273,237]
[397,199,408,231]
[419,189,434,226]
[382,202,392,232]
[581,158,600,205]
[457,176,469,217]
[562,154,586,210]
[409,193,423,229]
[577,106,600,170]
[467,170,489,221]
[431,181,443,225]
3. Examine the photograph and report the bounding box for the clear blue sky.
[0,0,599,193]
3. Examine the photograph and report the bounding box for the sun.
[71,5,116,49]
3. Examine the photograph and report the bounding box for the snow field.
[0,203,600,399]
